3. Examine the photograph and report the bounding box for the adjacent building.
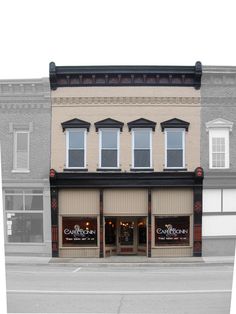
[201,67,236,256]
[49,62,204,258]
[0,79,52,256]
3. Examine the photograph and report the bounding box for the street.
[6,263,233,314]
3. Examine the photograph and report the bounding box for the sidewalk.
[5,255,235,267]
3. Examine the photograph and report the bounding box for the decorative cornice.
[0,78,50,96]
[61,118,91,131]
[127,118,156,131]
[95,118,124,131]
[49,62,202,90]
[0,103,51,110]
[206,118,233,132]
[161,118,190,131]
[52,96,201,106]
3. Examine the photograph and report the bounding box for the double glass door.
[117,218,137,255]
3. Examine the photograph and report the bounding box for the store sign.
[62,217,97,246]
[155,216,190,246]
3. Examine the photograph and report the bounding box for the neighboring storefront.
[201,66,236,256]
[0,78,52,256]
[49,62,203,258]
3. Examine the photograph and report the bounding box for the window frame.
[132,128,152,169]
[99,128,120,169]
[66,128,87,169]
[13,130,30,172]
[209,128,229,169]
[164,128,185,169]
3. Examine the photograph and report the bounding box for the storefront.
[50,170,203,258]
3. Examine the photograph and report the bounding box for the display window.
[155,216,190,246]
[62,217,97,246]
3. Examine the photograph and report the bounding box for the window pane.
[62,217,97,247]
[69,131,84,149]
[212,152,225,168]
[16,152,28,169]
[25,195,43,210]
[7,213,43,243]
[17,133,28,151]
[167,150,183,167]
[102,130,117,149]
[155,216,190,246]
[105,218,116,245]
[134,130,150,149]
[69,150,84,167]
[134,150,150,167]
[101,150,117,167]
[212,137,225,153]
[5,195,24,211]
[167,131,183,149]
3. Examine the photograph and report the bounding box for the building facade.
[49,62,203,258]
[201,67,236,256]
[0,79,52,256]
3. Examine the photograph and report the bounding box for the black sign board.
[155,216,190,246]
[62,217,97,246]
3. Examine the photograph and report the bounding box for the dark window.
[155,216,190,246]
[105,218,116,245]
[62,217,97,247]
[7,213,43,243]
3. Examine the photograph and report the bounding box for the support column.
[99,189,104,258]
[148,188,152,257]
[50,187,59,257]
[193,167,204,257]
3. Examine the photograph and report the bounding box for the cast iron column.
[99,189,104,258]
[193,167,204,257]
[148,188,152,257]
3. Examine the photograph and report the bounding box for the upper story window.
[165,128,185,168]
[99,129,119,168]
[61,118,91,170]
[132,129,152,168]
[161,118,189,169]
[95,118,124,170]
[13,131,30,172]
[128,118,156,170]
[66,129,86,168]
[206,119,233,169]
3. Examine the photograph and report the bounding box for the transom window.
[66,129,86,168]
[99,129,119,168]
[132,129,152,168]
[13,131,29,171]
[165,128,185,168]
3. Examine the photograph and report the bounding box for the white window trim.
[209,128,229,169]
[132,128,152,169]
[13,130,30,172]
[99,128,120,169]
[164,128,185,169]
[66,128,87,169]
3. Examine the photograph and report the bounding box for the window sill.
[97,168,121,172]
[63,168,88,172]
[130,168,154,172]
[11,170,30,173]
[163,168,187,172]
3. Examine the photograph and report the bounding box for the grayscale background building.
[201,66,236,256]
[0,78,52,256]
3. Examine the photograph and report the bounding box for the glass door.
[117,218,137,255]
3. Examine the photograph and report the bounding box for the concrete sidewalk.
[5,255,235,267]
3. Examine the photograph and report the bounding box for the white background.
[0,0,236,313]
